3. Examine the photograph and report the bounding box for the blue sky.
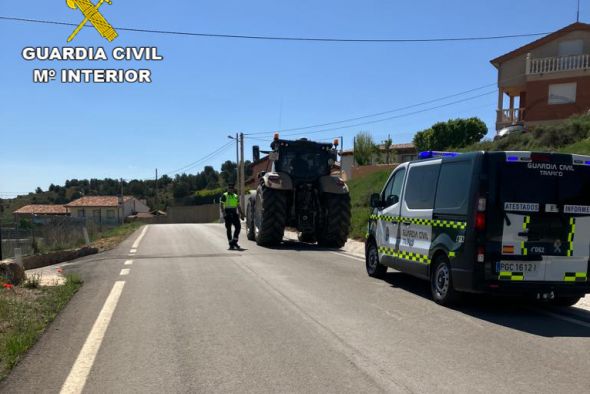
[0,0,587,195]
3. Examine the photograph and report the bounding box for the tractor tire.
[246,199,256,241]
[297,232,316,243]
[317,193,351,249]
[254,186,287,246]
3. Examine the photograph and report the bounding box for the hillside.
[462,113,590,154]
[347,169,391,240]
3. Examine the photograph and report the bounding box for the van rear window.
[498,161,590,208]
[405,164,439,210]
[435,161,472,213]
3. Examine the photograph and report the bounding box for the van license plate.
[496,262,538,273]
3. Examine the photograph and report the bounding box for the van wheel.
[431,255,460,306]
[366,242,387,279]
[551,295,582,307]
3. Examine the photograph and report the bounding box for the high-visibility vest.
[222,192,239,208]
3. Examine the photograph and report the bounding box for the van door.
[491,152,590,282]
[376,164,407,265]
[398,160,441,278]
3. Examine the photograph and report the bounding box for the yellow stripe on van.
[566,217,576,257]
[564,272,587,282]
[499,271,524,281]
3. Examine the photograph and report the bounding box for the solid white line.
[120,269,130,276]
[330,251,365,262]
[131,225,148,249]
[129,248,137,254]
[532,308,590,329]
[124,260,133,266]
[60,281,126,394]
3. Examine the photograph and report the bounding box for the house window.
[106,210,115,219]
[558,40,583,57]
[548,83,576,105]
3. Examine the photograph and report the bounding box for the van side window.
[383,168,406,207]
[435,161,472,213]
[404,164,439,210]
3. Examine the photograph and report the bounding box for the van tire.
[431,255,460,306]
[366,241,387,279]
[551,295,582,307]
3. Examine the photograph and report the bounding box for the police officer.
[220,183,245,249]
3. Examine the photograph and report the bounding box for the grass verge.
[90,222,144,252]
[348,169,391,240]
[0,274,83,380]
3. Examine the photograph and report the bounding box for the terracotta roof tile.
[14,204,68,215]
[65,196,133,208]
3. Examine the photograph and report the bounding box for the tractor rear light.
[333,138,339,147]
[477,246,485,263]
[477,197,487,212]
[475,212,486,232]
[531,153,551,162]
[274,132,280,141]
[335,178,345,186]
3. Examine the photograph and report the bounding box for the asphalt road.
[2,224,590,393]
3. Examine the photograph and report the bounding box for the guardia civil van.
[365,151,590,306]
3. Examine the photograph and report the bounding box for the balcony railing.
[497,108,525,125]
[526,54,590,75]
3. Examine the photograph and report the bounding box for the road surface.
[2,224,590,393]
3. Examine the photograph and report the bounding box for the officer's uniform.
[220,191,241,248]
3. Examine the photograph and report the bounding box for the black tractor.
[246,135,351,248]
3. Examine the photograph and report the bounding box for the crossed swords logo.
[66,0,118,42]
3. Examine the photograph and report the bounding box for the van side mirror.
[370,193,382,209]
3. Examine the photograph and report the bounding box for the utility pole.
[155,168,158,210]
[577,0,581,22]
[240,132,246,211]
[235,132,240,200]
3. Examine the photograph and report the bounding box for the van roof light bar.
[418,151,460,159]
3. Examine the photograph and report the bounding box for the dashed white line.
[60,281,126,394]
[120,269,130,276]
[129,248,137,255]
[124,260,133,266]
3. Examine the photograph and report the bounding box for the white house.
[65,196,150,225]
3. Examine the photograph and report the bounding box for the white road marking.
[124,260,133,266]
[129,248,137,254]
[330,251,364,262]
[60,281,126,394]
[531,308,590,329]
[120,269,130,276]
[132,225,148,249]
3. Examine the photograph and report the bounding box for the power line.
[162,141,234,176]
[245,82,498,136]
[0,16,551,43]
[253,90,496,139]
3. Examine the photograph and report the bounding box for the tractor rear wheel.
[317,193,351,249]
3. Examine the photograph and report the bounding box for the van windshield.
[498,160,590,209]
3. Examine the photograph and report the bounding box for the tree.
[413,117,487,151]
[35,187,43,194]
[354,131,376,166]
[220,160,237,185]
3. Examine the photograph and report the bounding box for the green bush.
[193,187,224,205]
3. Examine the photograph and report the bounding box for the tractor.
[246,134,351,248]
